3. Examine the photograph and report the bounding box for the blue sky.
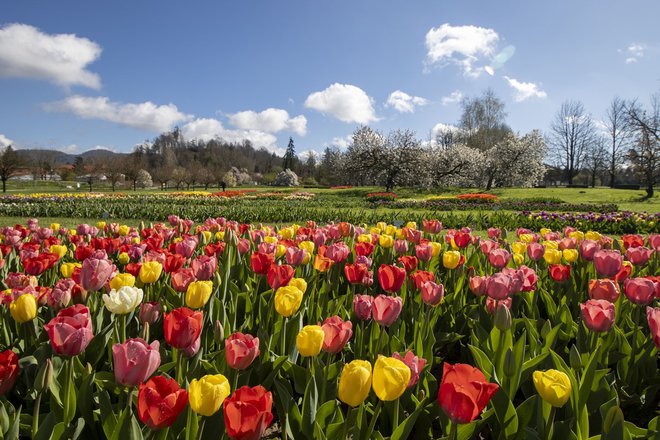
[0,1,658,156]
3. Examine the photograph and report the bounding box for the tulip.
[321,316,353,354]
[525,242,544,261]
[410,270,434,290]
[10,293,37,323]
[393,239,408,254]
[138,376,188,430]
[379,235,395,248]
[288,278,307,294]
[139,302,162,325]
[48,278,75,310]
[543,248,562,265]
[112,338,161,387]
[223,385,273,440]
[480,239,499,255]
[274,285,303,317]
[326,242,350,263]
[437,362,498,424]
[623,234,645,249]
[191,255,217,281]
[171,268,195,293]
[442,251,462,269]
[109,273,136,290]
[486,297,512,314]
[533,369,571,407]
[646,307,660,349]
[296,325,324,357]
[225,332,260,370]
[615,261,633,282]
[139,261,163,284]
[623,278,656,305]
[60,262,80,278]
[285,247,307,266]
[266,264,295,290]
[0,350,19,396]
[185,280,214,309]
[103,286,143,315]
[353,294,373,320]
[393,351,426,388]
[44,304,93,356]
[189,374,231,417]
[313,254,334,272]
[415,244,433,262]
[163,307,203,350]
[626,247,653,266]
[593,250,623,278]
[373,295,403,327]
[344,263,369,285]
[588,279,620,302]
[562,248,579,264]
[580,300,615,332]
[579,239,600,261]
[421,281,444,306]
[488,249,511,268]
[250,252,274,275]
[372,356,411,401]
[397,256,418,273]
[485,273,513,300]
[338,360,372,407]
[549,264,571,283]
[469,276,487,297]
[377,264,406,293]
[80,257,114,291]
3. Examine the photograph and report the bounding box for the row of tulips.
[0,216,658,439]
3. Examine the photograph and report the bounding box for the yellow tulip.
[109,273,136,290]
[519,234,534,244]
[379,235,394,248]
[543,248,562,265]
[288,278,307,294]
[296,325,324,357]
[370,227,382,235]
[97,221,107,230]
[540,228,552,237]
[533,370,571,407]
[513,253,524,266]
[544,241,559,250]
[275,244,287,259]
[274,285,303,317]
[585,231,601,241]
[279,227,294,240]
[215,231,225,241]
[186,281,214,309]
[118,252,130,265]
[201,230,212,244]
[60,262,81,278]
[189,374,231,416]
[372,356,410,401]
[395,229,406,240]
[357,234,372,244]
[562,249,579,264]
[49,245,67,258]
[50,223,61,231]
[385,225,398,236]
[405,222,417,230]
[442,251,461,270]
[264,236,278,244]
[299,241,315,254]
[68,229,77,236]
[511,242,527,255]
[376,222,388,232]
[338,360,372,407]
[118,225,130,236]
[10,294,37,323]
[430,241,442,257]
[568,231,584,242]
[139,261,163,284]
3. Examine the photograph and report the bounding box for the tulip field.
[0,213,659,439]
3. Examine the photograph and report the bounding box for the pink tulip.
[486,297,512,314]
[285,247,307,266]
[182,334,201,358]
[171,268,195,293]
[415,244,433,262]
[43,304,93,356]
[479,240,499,255]
[112,338,161,387]
[526,243,545,261]
[353,294,373,321]
[559,237,577,250]
[580,300,615,332]
[588,279,620,302]
[372,295,402,326]
[225,332,260,370]
[593,250,623,278]
[139,302,162,325]
[174,236,198,258]
[646,307,660,349]
[325,243,350,263]
[649,234,660,251]
[191,255,217,281]
[421,281,444,306]
[626,247,653,266]
[48,278,75,311]
[393,350,426,388]
[579,240,601,261]
[624,278,657,305]
[237,238,251,255]
[487,228,501,239]
[469,276,488,297]
[488,249,511,269]
[257,242,277,255]
[320,316,353,354]
[486,273,512,300]
[394,239,408,255]
[80,257,115,292]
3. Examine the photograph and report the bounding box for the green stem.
[448,420,458,440]
[392,399,400,433]
[232,369,240,392]
[365,400,383,440]
[376,325,386,358]
[121,314,127,343]
[341,406,352,439]
[280,317,287,356]
[544,406,556,440]
[31,392,42,437]
[176,349,184,384]
[185,407,195,440]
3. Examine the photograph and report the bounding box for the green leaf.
[468,345,494,380]
[391,398,429,440]
[578,345,601,411]
[492,390,518,440]
[301,374,318,438]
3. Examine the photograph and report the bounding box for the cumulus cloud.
[503,76,547,102]
[425,24,499,77]
[0,134,13,148]
[304,83,377,124]
[323,135,352,149]
[181,118,282,154]
[441,90,464,106]
[385,90,428,113]
[0,23,101,89]
[228,108,307,136]
[621,43,645,64]
[44,95,191,132]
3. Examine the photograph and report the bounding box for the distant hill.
[16,148,127,167]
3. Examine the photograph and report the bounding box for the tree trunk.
[1,178,5,193]
[646,184,654,198]
[486,176,494,191]
[133,180,137,191]
[112,182,116,192]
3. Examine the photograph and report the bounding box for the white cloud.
[441,90,464,106]
[181,118,282,154]
[323,135,352,149]
[0,23,101,89]
[426,123,462,147]
[385,90,428,113]
[304,83,377,124]
[622,43,645,64]
[44,95,192,132]
[503,76,547,102]
[425,24,499,77]
[0,134,13,148]
[228,108,307,136]
[60,144,79,154]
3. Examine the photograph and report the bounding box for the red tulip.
[437,363,498,424]
[250,252,274,275]
[373,295,402,326]
[320,316,353,354]
[646,307,660,349]
[125,262,142,277]
[622,234,645,249]
[22,252,59,276]
[113,338,161,387]
[0,350,19,396]
[163,252,185,273]
[580,300,615,332]
[43,304,93,356]
[355,242,374,257]
[377,264,407,293]
[410,270,435,290]
[163,307,203,350]
[423,219,443,234]
[623,278,657,306]
[487,227,501,239]
[549,264,571,283]
[266,264,295,290]
[225,332,260,370]
[393,350,426,388]
[593,250,622,278]
[588,279,620,302]
[397,256,418,273]
[223,385,274,440]
[614,261,633,282]
[353,294,373,321]
[453,232,471,248]
[344,263,369,285]
[138,376,188,430]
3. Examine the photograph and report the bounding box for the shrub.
[366,192,398,203]
[274,169,299,187]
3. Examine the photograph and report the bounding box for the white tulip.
[102,286,143,314]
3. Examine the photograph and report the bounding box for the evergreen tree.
[283,137,296,170]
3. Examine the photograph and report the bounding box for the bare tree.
[550,100,596,185]
[459,88,511,151]
[604,97,631,187]
[0,146,20,192]
[626,94,660,197]
[584,136,609,187]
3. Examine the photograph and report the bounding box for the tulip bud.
[34,358,53,393]
[540,320,552,339]
[494,304,512,331]
[569,345,582,370]
[214,320,225,343]
[503,348,516,378]
[139,221,145,232]
[602,406,624,434]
